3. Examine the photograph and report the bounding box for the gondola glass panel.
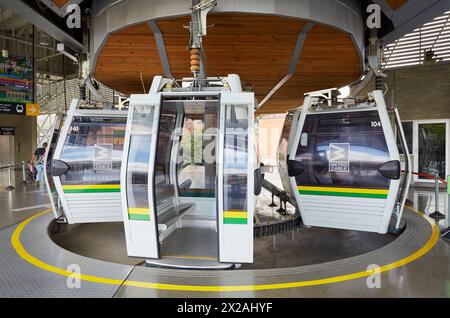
[294,111,390,189]
[126,106,155,221]
[56,115,126,223]
[154,102,178,217]
[59,117,125,188]
[223,105,249,225]
[289,106,399,234]
[178,117,217,198]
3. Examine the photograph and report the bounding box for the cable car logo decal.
[93,144,113,170]
[329,143,349,173]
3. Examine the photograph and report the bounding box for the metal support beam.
[0,0,84,52]
[259,22,315,108]
[148,21,173,80]
[382,0,450,45]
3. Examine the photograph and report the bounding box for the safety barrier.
[0,161,33,191]
[401,170,450,239]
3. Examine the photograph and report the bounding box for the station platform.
[1,183,450,298]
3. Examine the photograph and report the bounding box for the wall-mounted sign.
[0,102,39,116]
[0,54,33,104]
[0,127,15,135]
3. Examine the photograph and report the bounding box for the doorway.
[413,120,449,182]
[153,98,220,265]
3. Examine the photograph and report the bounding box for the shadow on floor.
[51,222,398,269]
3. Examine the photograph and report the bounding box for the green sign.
[447,176,450,195]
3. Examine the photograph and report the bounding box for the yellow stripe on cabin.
[297,186,388,195]
[128,208,150,215]
[62,184,120,190]
[223,211,248,219]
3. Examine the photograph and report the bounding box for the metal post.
[21,161,27,184]
[5,164,15,191]
[435,172,440,213]
[430,172,446,223]
[441,176,450,240]
[269,234,280,253]
[269,190,277,207]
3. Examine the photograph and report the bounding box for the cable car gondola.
[278,90,411,234]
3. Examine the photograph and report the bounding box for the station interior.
[0,0,450,299]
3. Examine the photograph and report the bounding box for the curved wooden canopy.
[93,13,362,114]
[386,0,408,10]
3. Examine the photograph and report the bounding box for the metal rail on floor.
[0,161,33,191]
[255,179,302,239]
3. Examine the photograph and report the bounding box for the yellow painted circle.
[11,208,439,292]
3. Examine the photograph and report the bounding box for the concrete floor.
[1,174,450,298]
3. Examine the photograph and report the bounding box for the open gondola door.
[286,90,403,234]
[121,94,161,258]
[217,93,255,264]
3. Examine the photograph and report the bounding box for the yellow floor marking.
[11,207,439,292]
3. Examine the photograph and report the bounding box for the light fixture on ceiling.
[39,33,50,46]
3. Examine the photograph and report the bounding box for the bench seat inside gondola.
[157,202,196,231]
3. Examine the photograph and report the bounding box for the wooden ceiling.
[386,0,408,10]
[51,0,70,7]
[93,13,362,114]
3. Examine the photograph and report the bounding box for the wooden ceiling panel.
[259,24,361,114]
[93,14,361,113]
[204,14,306,101]
[386,0,408,10]
[93,23,163,95]
[52,0,70,7]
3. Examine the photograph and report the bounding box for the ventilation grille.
[383,11,450,69]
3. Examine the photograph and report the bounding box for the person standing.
[32,142,48,186]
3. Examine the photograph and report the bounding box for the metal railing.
[404,170,450,239]
[0,161,32,191]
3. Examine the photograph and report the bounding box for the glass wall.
[418,123,446,179]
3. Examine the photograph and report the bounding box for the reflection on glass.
[60,117,126,185]
[45,127,60,193]
[127,135,151,210]
[418,123,446,179]
[223,105,249,220]
[177,102,218,198]
[397,122,413,155]
[294,111,390,189]
[126,107,155,220]
[278,113,293,195]
[154,105,177,214]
